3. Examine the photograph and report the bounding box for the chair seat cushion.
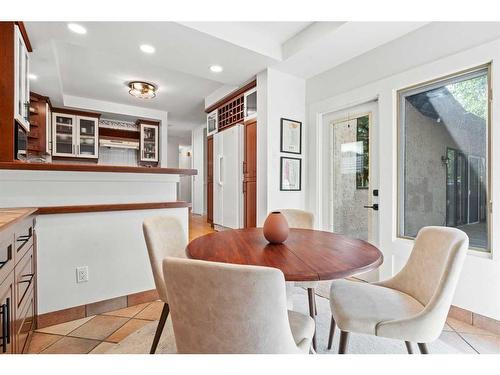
[288,310,315,353]
[330,279,424,336]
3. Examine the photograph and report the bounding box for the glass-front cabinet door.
[140,123,159,162]
[76,116,98,158]
[14,25,30,132]
[52,113,75,157]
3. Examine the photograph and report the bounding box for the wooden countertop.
[0,162,197,175]
[0,208,37,232]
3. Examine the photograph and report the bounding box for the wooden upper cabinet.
[14,24,30,132]
[138,121,160,163]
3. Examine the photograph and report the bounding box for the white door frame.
[318,100,379,246]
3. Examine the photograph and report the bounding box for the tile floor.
[26,214,500,354]
[28,213,215,354]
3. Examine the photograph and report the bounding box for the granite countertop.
[0,208,37,232]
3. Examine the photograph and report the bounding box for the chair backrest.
[162,257,301,354]
[280,209,314,229]
[143,216,187,303]
[381,226,469,307]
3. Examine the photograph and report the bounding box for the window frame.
[396,63,492,253]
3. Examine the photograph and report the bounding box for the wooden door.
[207,135,214,224]
[243,120,257,227]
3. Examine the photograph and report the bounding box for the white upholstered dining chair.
[162,257,315,354]
[279,209,318,349]
[143,216,187,354]
[327,226,469,354]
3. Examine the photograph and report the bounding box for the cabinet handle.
[1,297,10,352]
[0,245,12,269]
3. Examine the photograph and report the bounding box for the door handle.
[217,155,223,186]
[363,204,379,211]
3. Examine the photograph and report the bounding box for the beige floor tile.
[36,315,95,336]
[447,317,498,336]
[102,303,150,318]
[25,332,64,353]
[105,318,151,343]
[68,315,129,340]
[435,331,477,353]
[89,341,118,354]
[134,301,165,321]
[40,336,100,354]
[461,333,500,354]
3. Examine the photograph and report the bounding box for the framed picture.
[280,118,302,154]
[280,157,302,191]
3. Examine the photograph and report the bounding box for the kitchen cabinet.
[207,110,218,136]
[14,25,30,132]
[52,113,99,159]
[139,121,159,163]
[244,88,257,120]
[0,209,37,354]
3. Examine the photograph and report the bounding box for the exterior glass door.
[330,113,372,241]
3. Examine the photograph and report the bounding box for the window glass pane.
[356,115,369,189]
[399,68,489,251]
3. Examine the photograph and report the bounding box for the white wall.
[0,169,186,314]
[307,31,500,320]
[191,125,206,215]
[257,68,306,225]
[178,145,192,203]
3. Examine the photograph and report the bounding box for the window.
[356,115,369,189]
[398,66,490,251]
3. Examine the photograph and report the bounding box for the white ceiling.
[26,21,428,137]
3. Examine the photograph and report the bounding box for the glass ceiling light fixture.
[128,81,157,99]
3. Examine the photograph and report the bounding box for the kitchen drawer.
[14,216,34,263]
[0,233,14,285]
[16,289,34,354]
[15,246,34,311]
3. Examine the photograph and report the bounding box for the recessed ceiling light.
[210,65,223,73]
[140,44,155,54]
[128,81,157,99]
[28,73,38,81]
[67,23,87,35]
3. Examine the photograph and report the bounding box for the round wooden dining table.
[186,227,383,282]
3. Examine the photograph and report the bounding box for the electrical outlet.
[76,266,89,283]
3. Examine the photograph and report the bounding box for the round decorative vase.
[263,211,289,244]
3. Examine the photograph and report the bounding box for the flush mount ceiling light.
[140,44,155,54]
[210,65,223,73]
[67,23,87,35]
[128,81,157,99]
[28,73,38,80]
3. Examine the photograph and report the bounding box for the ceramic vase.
[263,211,289,244]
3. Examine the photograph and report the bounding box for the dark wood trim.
[37,289,159,329]
[14,22,32,52]
[0,161,197,175]
[0,22,16,162]
[37,201,190,215]
[99,127,140,140]
[136,119,160,126]
[52,107,101,118]
[205,79,256,114]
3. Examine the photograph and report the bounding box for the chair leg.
[150,303,170,354]
[338,331,350,354]
[417,343,429,354]
[327,315,336,350]
[307,288,317,351]
[405,341,413,354]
